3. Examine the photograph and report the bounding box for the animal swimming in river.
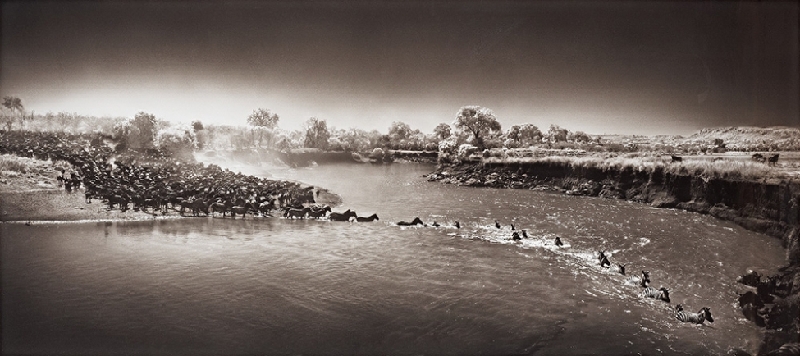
[617,263,627,275]
[329,209,358,221]
[512,231,521,240]
[640,286,671,303]
[356,213,379,222]
[454,221,460,229]
[397,217,424,226]
[495,220,501,229]
[675,305,714,324]
[431,221,440,227]
[522,230,528,238]
[598,250,611,267]
[554,236,563,246]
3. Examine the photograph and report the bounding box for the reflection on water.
[1,163,788,355]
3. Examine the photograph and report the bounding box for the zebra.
[624,270,650,288]
[617,263,627,275]
[675,305,714,324]
[598,250,611,268]
[640,286,670,303]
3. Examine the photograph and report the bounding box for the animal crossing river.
[1,162,786,355]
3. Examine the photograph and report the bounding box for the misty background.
[1,1,797,135]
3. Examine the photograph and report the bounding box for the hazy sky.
[2,1,798,135]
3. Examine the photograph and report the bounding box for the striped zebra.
[624,270,651,288]
[675,305,714,324]
[640,286,670,303]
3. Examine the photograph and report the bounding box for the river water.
[1,161,787,355]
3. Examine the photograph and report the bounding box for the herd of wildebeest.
[0,130,346,219]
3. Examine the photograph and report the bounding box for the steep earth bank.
[426,161,799,355]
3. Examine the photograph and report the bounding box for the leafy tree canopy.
[453,106,501,149]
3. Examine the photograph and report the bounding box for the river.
[1,161,787,355]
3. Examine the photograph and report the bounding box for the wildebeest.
[768,154,779,166]
[285,207,310,219]
[640,286,671,303]
[329,209,357,221]
[307,205,331,219]
[555,236,563,246]
[512,231,521,240]
[356,213,379,222]
[671,155,683,163]
[752,153,766,163]
[397,217,424,226]
[675,306,714,324]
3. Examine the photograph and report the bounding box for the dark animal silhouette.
[495,220,501,229]
[431,221,440,227]
[510,224,515,230]
[671,155,683,163]
[752,153,766,163]
[454,221,460,229]
[356,213,379,222]
[617,263,626,275]
[555,236,563,246]
[285,207,310,219]
[329,209,357,221]
[397,217,424,226]
[768,154,779,166]
[522,230,528,238]
[512,231,521,240]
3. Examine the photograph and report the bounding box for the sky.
[1,1,798,135]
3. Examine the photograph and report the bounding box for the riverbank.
[426,159,799,355]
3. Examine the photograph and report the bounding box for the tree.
[247,108,280,147]
[191,120,204,132]
[388,121,411,148]
[546,124,569,144]
[568,130,590,143]
[434,123,452,140]
[452,106,501,149]
[2,96,24,129]
[517,124,543,145]
[303,117,330,150]
[129,112,158,149]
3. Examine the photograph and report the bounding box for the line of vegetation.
[3,96,800,164]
